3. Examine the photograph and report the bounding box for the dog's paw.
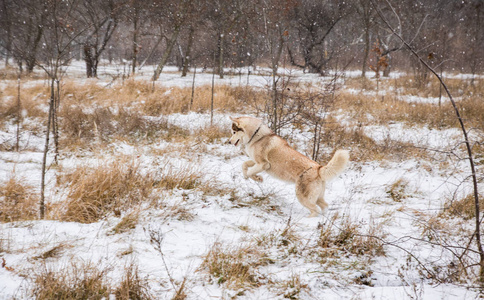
[251,175,263,182]
[308,211,320,218]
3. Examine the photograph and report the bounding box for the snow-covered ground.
[0,62,482,299]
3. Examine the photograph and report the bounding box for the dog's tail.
[319,150,349,181]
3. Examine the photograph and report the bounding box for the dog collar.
[247,125,261,144]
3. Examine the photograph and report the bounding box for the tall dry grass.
[114,263,153,300]
[28,260,153,300]
[0,177,38,222]
[57,160,155,223]
[54,157,216,223]
[30,262,111,300]
[339,76,484,131]
[318,118,422,162]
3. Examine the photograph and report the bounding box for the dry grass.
[154,162,207,191]
[0,81,49,121]
[254,217,301,253]
[58,160,155,223]
[29,260,153,300]
[32,243,70,260]
[319,118,422,162]
[111,212,140,234]
[317,214,385,257]
[54,157,215,223]
[199,242,267,290]
[59,105,167,149]
[29,262,111,300]
[0,177,38,222]
[275,273,309,299]
[441,193,483,221]
[114,263,153,300]
[339,76,484,131]
[386,178,410,202]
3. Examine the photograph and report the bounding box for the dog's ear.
[230,116,240,126]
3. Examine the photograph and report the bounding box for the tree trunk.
[271,32,285,134]
[153,25,182,81]
[15,77,21,152]
[40,78,55,219]
[218,32,225,79]
[131,7,139,75]
[26,25,44,73]
[181,25,195,77]
[84,43,95,78]
[361,21,370,78]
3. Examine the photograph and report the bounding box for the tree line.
[0,0,482,79]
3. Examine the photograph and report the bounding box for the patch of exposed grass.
[32,243,70,261]
[114,262,153,300]
[275,273,309,299]
[154,162,207,191]
[320,119,421,162]
[386,178,410,202]
[254,218,301,254]
[441,193,483,221]
[29,262,111,300]
[199,242,267,290]
[111,212,139,234]
[338,76,484,131]
[0,177,38,222]
[58,160,155,223]
[317,214,385,258]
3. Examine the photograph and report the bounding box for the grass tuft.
[30,262,111,300]
[114,262,153,300]
[199,242,266,290]
[58,160,155,223]
[0,177,38,222]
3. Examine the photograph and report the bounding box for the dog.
[227,116,349,217]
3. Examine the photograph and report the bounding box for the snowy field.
[0,61,482,299]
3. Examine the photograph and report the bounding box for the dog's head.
[227,116,265,146]
[227,117,246,146]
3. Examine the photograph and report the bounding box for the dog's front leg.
[242,160,263,182]
[247,162,270,179]
[242,160,255,179]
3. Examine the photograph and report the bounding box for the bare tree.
[373,0,484,285]
[152,0,193,81]
[287,0,347,75]
[77,0,123,78]
[36,0,82,219]
[1,0,48,73]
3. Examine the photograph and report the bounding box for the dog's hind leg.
[296,179,322,218]
[242,160,263,182]
[316,184,328,213]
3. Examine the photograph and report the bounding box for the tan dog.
[228,116,349,217]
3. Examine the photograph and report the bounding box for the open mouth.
[234,139,240,146]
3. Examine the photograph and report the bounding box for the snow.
[0,61,482,299]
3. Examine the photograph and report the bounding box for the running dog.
[228,116,349,217]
